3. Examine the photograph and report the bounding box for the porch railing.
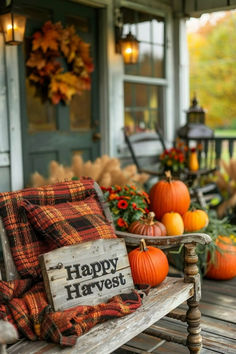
[184,137,236,170]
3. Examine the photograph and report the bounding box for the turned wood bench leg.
[184,243,202,354]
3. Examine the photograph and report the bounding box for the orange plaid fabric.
[19,197,116,248]
[0,179,96,278]
[0,279,141,346]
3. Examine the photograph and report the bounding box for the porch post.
[5,45,24,191]
[173,16,189,130]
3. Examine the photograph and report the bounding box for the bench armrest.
[0,320,18,345]
[115,230,211,249]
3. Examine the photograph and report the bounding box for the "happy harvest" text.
[64,257,127,300]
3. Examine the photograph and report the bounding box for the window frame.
[123,6,168,135]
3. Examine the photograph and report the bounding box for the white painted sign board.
[39,238,134,311]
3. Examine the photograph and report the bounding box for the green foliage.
[197,210,236,274]
[188,12,236,129]
[170,208,236,276]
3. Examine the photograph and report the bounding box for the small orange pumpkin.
[183,209,209,232]
[149,171,190,220]
[128,239,169,287]
[206,236,236,280]
[161,212,184,236]
[128,212,166,236]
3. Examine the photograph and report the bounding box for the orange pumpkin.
[149,171,190,220]
[129,239,169,287]
[128,212,166,236]
[183,209,209,232]
[206,236,236,280]
[161,212,184,236]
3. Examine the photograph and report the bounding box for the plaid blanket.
[0,279,141,346]
[0,179,142,346]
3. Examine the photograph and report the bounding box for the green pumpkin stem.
[165,170,172,182]
[140,238,148,252]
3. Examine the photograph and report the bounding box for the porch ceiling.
[173,0,236,17]
[68,0,236,15]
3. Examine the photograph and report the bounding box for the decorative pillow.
[20,197,116,248]
[0,179,96,278]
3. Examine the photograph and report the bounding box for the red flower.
[132,202,137,209]
[117,200,128,209]
[117,218,128,228]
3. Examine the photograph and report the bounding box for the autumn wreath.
[26,21,94,105]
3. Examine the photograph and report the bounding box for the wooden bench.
[0,182,211,354]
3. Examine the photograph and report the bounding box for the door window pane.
[66,15,92,131]
[26,78,57,133]
[70,91,91,131]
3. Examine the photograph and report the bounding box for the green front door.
[18,0,100,186]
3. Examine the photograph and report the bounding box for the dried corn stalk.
[31,154,149,188]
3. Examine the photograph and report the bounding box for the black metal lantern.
[114,8,139,65]
[187,95,206,124]
[0,0,26,45]
[177,95,214,139]
[120,32,139,64]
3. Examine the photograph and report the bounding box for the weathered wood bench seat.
[0,181,211,354]
[6,277,194,354]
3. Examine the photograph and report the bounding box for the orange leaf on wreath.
[32,21,62,53]
[26,52,46,70]
[28,73,41,83]
[49,72,83,104]
[79,41,94,73]
[60,25,81,63]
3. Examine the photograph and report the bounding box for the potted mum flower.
[101,185,150,231]
[160,147,186,175]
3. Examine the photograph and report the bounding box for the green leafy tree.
[188,12,236,129]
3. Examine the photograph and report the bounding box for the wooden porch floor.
[115,276,236,354]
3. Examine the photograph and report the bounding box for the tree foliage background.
[188,12,236,129]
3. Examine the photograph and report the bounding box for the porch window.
[122,8,166,135]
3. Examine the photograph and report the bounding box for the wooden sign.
[39,238,134,311]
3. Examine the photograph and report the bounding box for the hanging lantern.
[0,1,26,45]
[120,31,139,64]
